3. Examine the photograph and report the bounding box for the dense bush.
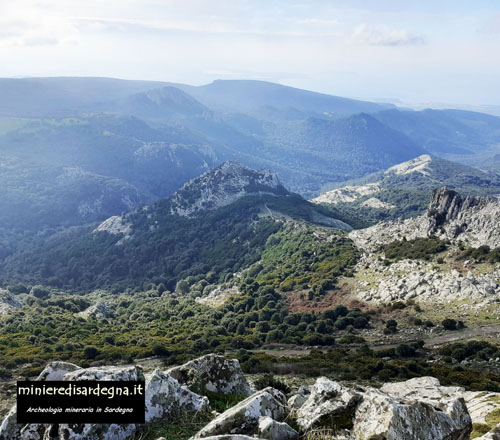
[382,238,448,261]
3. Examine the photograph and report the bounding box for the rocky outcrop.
[1,356,481,440]
[169,161,286,217]
[354,254,500,304]
[192,387,288,438]
[195,286,241,307]
[0,289,21,316]
[312,182,381,205]
[427,188,491,233]
[350,187,500,251]
[290,377,472,440]
[94,215,132,239]
[167,354,253,396]
[296,377,362,431]
[76,302,114,320]
[0,363,209,440]
[353,388,471,440]
[145,369,209,422]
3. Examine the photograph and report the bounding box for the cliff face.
[350,187,500,251]
[426,188,494,235]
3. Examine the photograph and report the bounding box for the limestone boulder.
[167,354,252,396]
[63,365,144,382]
[295,377,361,431]
[0,363,209,440]
[36,361,82,381]
[192,387,288,438]
[288,385,310,410]
[258,416,298,440]
[353,387,471,440]
[145,369,209,422]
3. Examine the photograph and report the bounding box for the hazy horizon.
[1,0,500,106]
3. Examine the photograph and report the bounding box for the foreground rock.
[292,377,471,440]
[36,361,82,381]
[258,416,298,440]
[354,388,471,440]
[167,354,253,396]
[192,387,288,438]
[296,377,361,431]
[0,363,209,440]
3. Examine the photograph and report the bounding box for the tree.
[152,344,169,356]
[30,285,50,299]
[84,346,100,360]
[175,280,189,294]
[396,344,416,357]
[442,319,457,331]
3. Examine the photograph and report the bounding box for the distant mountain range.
[1,77,500,233]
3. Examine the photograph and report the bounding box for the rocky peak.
[350,186,500,252]
[169,161,287,217]
[428,187,490,226]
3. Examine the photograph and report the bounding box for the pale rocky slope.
[0,289,21,316]
[349,188,500,305]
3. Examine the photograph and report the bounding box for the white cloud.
[0,5,79,47]
[351,24,426,46]
[71,16,325,38]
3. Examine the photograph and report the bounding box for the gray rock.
[258,416,298,440]
[145,369,209,422]
[353,388,472,440]
[192,387,288,438]
[287,394,307,410]
[0,406,20,440]
[167,354,252,396]
[170,162,283,218]
[63,365,144,382]
[292,376,472,440]
[36,361,82,381]
[1,363,209,440]
[76,302,114,320]
[0,289,21,316]
[296,377,362,431]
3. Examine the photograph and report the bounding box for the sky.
[1,0,500,105]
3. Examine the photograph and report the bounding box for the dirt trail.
[259,324,500,357]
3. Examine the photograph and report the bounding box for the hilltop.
[312,154,500,225]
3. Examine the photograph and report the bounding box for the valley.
[1,78,500,440]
